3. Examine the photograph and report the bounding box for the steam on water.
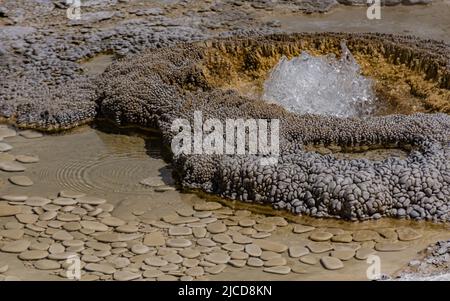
[262,42,377,118]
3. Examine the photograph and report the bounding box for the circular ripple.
[54,151,157,195]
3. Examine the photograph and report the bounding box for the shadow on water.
[91,119,176,186]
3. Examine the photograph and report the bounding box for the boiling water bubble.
[263,41,377,118]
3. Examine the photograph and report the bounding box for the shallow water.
[80,54,115,76]
[1,125,449,280]
[263,42,376,118]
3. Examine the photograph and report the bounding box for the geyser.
[263,42,377,118]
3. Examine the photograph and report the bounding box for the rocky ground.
[1,125,450,281]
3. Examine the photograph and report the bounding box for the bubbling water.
[263,41,377,118]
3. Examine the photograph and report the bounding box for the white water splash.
[263,41,377,118]
[393,273,450,281]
